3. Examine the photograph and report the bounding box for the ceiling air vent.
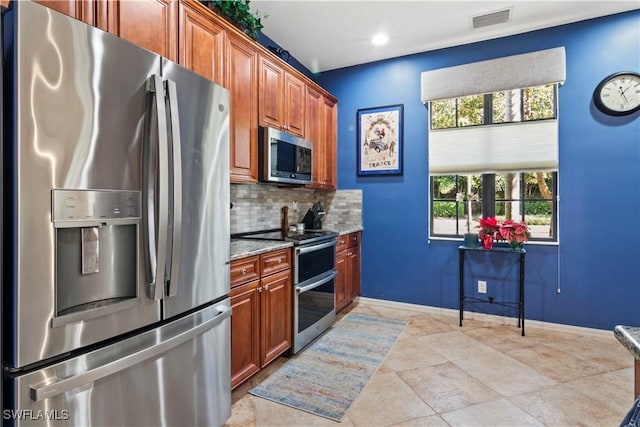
[472,8,512,29]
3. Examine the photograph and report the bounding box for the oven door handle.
[296,239,336,255]
[296,271,337,294]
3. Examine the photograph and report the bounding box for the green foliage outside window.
[431,99,455,129]
[430,84,555,128]
[523,85,555,120]
[457,95,484,126]
[432,172,556,238]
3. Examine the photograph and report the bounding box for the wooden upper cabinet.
[284,72,305,137]
[258,54,305,137]
[178,0,225,86]
[33,0,95,25]
[305,85,324,188]
[321,97,338,189]
[258,55,284,130]
[97,0,178,61]
[227,33,259,183]
[306,85,337,190]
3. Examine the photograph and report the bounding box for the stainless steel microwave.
[259,126,313,185]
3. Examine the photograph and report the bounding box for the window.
[431,175,482,236]
[431,172,557,241]
[429,84,558,242]
[431,84,556,128]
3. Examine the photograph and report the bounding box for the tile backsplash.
[230,185,362,234]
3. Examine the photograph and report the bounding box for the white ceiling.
[252,0,640,73]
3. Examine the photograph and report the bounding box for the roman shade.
[429,120,558,175]
[424,47,565,174]
[421,47,566,102]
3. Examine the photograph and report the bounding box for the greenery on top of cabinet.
[201,0,267,40]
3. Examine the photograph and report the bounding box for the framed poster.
[357,104,403,176]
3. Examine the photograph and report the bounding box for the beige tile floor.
[225,302,635,427]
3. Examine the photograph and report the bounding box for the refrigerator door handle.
[165,79,182,297]
[29,303,232,402]
[144,74,170,301]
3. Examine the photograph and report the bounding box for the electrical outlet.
[478,280,487,294]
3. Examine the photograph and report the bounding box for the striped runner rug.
[249,312,407,421]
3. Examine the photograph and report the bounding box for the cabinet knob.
[257,286,263,292]
[264,284,269,290]
[277,258,282,264]
[241,268,247,274]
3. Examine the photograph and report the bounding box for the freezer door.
[7,301,232,427]
[3,1,162,368]
[161,59,230,318]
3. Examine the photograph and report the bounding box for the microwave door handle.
[144,74,169,301]
[165,79,182,297]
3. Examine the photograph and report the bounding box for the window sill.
[428,236,559,246]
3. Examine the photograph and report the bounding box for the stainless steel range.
[236,229,338,353]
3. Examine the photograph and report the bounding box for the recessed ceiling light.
[371,33,389,46]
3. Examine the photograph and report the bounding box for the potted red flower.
[499,220,531,251]
[477,217,500,249]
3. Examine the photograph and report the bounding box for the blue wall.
[257,32,315,80]
[315,11,640,330]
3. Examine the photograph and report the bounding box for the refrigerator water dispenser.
[52,189,142,326]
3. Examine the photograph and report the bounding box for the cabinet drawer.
[336,235,348,251]
[349,232,360,247]
[231,256,260,288]
[261,248,291,276]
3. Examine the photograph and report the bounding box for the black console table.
[458,245,526,336]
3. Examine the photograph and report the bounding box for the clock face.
[594,72,640,116]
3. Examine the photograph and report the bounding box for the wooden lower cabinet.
[335,232,361,313]
[230,249,292,389]
[347,243,361,299]
[335,248,349,312]
[260,269,292,366]
[229,279,261,387]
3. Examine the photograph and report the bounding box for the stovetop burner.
[233,228,338,246]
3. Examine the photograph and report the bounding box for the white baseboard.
[356,297,614,339]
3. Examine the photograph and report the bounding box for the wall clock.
[593,71,640,116]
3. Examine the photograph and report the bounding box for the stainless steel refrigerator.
[1,1,231,425]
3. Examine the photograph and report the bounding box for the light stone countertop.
[614,325,640,360]
[230,239,294,261]
[230,226,362,260]
[336,226,363,235]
